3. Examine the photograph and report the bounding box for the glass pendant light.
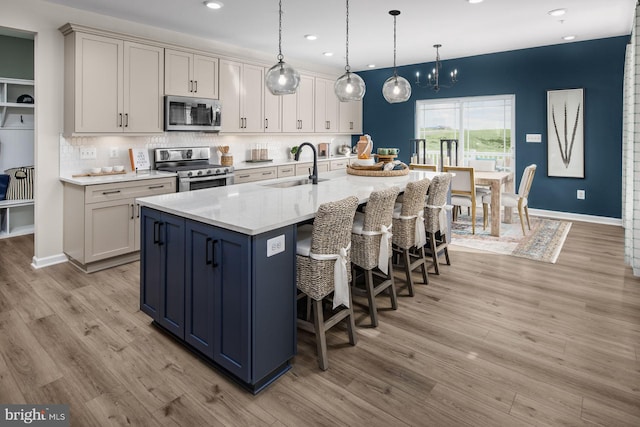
[334,0,365,102]
[382,10,411,103]
[265,0,300,95]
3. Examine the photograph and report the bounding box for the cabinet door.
[314,78,339,133]
[193,54,219,99]
[74,33,123,132]
[140,208,185,337]
[140,208,163,318]
[165,49,193,97]
[211,226,251,381]
[185,220,251,381]
[185,221,216,357]
[219,59,242,132]
[264,86,282,133]
[339,99,363,134]
[297,75,315,132]
[124,42,164,133]
[241,63,264,132]
[85,198,135,263]
[282,74,314,133]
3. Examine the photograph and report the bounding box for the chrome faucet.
[294,142,318,184]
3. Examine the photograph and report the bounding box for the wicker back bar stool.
[391,178,431,297]
[351,186,400,327]
[424,173,453,274]
[296,195,359,371]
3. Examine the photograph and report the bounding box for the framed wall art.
[547,88,584,178]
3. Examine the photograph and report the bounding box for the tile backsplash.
[59,133,352,175]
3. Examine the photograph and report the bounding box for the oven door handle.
[180,173,234,182]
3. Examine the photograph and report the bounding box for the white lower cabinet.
[295,162,329,176]
[63,177,175,272]
[330,158,350,170]
[234,167,277,184]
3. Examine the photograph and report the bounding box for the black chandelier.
[415,44,458,92]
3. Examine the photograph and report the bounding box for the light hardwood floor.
[0,220,639,426]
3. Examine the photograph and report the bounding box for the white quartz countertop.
[59,170,177,186]
[234,155,353,171]
[136,169,439,235]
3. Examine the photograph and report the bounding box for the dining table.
[474,170,515,237]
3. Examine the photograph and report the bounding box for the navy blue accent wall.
[358,37,628,218]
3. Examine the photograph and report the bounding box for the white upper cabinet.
[165,49,219,99]
[339,99,363,134]
[219,59,264,133]
[314,78,339,133]
[264,84,282,133]
[282,74,314,133]
[62,28,164,135]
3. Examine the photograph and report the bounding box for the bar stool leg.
[364,269,378,327]
[312,299,328,371]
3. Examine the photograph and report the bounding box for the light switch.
[526,134,542,143]
[267,234,285,257]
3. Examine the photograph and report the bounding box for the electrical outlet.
[110,147,119,158]
[267,234,285,257]
[577,189,585,200]
[80,147,97,160]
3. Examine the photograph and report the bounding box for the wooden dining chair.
[483,164,537,235]
[443,166,489,235]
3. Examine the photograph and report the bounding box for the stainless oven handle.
[180,173,234,182]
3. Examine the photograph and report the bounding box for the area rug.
[450,213,572,263]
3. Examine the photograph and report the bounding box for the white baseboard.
[31,253,68,269]
[528,208,622,226]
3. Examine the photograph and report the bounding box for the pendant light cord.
[392,13,397,78]
[277,0,283,61]
[345,0,350,72]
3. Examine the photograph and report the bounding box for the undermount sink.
[261,177,329,188]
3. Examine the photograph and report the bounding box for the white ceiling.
[41,0,635,72]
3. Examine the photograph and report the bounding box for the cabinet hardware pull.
[189,80,193,92]
[194,80,198,93]
[153,221,160,245]
[205,237,213,265]
[262,172,272,175]
[148,185,164,189]
[136,203,140,218]
[124,113,129,127]
[158,222,164,246]
[130,204,134,220]
[239,174,250,179]
[211,239,219,268]
[102,190,121,195]
[265,118,268,129]
[119,113,123,127]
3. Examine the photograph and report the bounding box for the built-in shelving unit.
[0,199,34,238]
[0,78,34,129]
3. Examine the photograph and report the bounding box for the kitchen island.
[135,169,437,393]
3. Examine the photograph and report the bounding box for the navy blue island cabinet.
[140,207,297,393]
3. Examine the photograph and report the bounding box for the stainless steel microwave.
[164,95,221,132]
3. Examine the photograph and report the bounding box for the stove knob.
[224,168,230,174]
[215,168,221,175]
[207,169,213,175]
[197,170,203,176]
[187,171,193,177]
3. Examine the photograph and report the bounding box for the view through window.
[414,95,515,171]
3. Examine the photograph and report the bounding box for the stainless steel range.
[154,147,234,192]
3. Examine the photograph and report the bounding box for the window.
[414,95,515,170]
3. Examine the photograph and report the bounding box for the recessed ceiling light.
[323,52,333,56]
[304,34,318,41]
[563,35,576,41]
[367,64,376,68]
[204,1,223,9]
[548,8,566,17]
[467,0,484,4]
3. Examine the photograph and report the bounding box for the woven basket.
[346,163,409,177]
[221,155,233,166]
